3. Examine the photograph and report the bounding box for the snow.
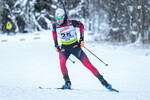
[84,31,95,42]
[51,4,57,9]
[69,9,77,15]
[129,6,133,12]
[131,31,138,35]
[137,5,142,9]
[0,31,150,100]
[112,27,119,31]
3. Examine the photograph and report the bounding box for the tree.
[1,0,150,44]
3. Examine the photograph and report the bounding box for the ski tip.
[114,89,119,93]
[109,88,119,93]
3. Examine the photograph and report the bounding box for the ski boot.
[101,80,119,92]
[62,75,71,89]
[62,81,71,89]
[101,79,112,90]
[98,76,119,92]
[99,76,112,90]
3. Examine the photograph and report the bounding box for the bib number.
[61,33,71,38]
[61,32,75,40]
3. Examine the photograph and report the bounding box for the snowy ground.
[0,31,150,100]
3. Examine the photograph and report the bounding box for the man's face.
[56,17,64,25]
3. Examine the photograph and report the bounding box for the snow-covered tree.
[0,0,150,44]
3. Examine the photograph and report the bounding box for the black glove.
[79,37,84,47]
[55,45,61,53]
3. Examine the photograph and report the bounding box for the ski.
[39,86,73,90]
[39,86,119,92]
[108,88,119,93]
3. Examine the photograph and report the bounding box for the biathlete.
[52,8,112,90]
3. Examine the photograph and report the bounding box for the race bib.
[57,26,77,41]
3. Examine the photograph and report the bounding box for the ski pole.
[68,58,75,63]
[58,0,68,18]
[83,46,108,66]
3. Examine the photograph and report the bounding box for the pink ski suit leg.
[71,46,102,78]
[59,51,70,76]
[79,51,102,78]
